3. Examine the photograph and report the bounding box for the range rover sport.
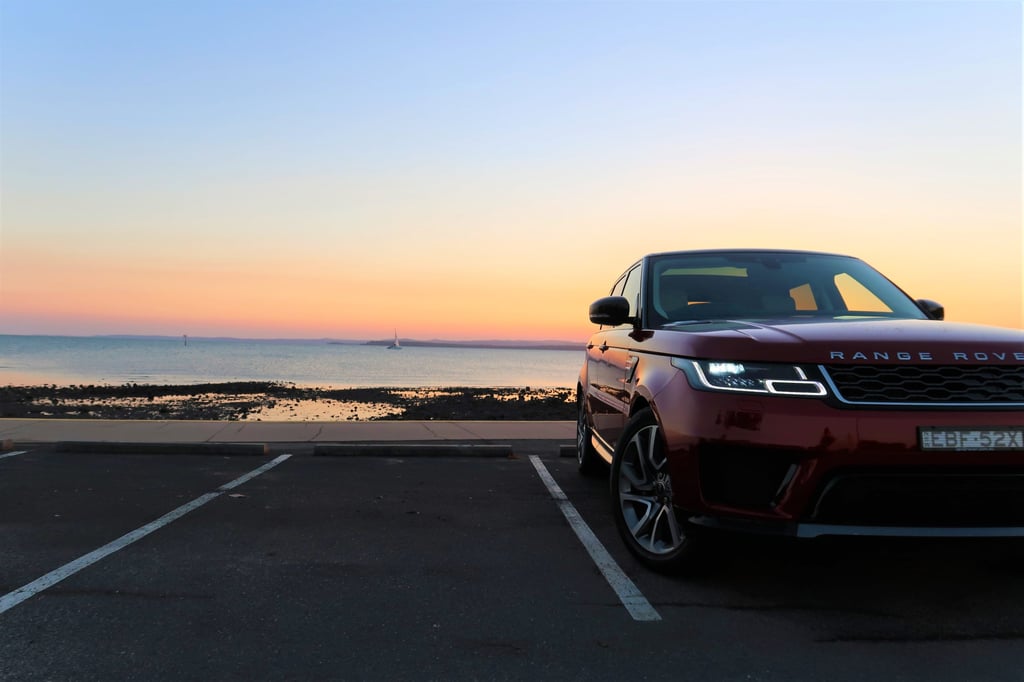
[577,249,1024,573]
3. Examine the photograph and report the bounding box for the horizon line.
[0,332,586,347]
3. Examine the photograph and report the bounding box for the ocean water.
[0,335,584,388]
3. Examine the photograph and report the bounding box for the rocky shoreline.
[0,382,576,421]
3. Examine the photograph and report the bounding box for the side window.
[620,265,642,320]
[834,273,892,313]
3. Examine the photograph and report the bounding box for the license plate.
[919,427,1024,452]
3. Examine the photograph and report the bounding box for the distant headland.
[356,338,583,351]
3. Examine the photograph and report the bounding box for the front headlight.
[672,358,827,397]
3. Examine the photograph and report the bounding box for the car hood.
[641,318,1024,365]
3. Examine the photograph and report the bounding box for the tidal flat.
[0,383,575,422]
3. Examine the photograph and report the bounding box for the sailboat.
[387,330,402,350]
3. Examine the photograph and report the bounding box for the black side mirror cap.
[589,296,632,326]
[916,299,945,320]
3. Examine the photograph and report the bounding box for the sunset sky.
[1,0,1021,342]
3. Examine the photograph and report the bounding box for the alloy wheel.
[616,422,684,555]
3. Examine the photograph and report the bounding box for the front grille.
[811,471,1024,526]
[822,364,1024,405]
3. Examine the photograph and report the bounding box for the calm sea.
[0,335,584,388]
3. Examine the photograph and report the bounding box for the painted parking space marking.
[0,450,29,461]
[0,454,292,615]
[529,456,661,622]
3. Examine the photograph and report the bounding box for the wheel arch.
[629,394,652,419]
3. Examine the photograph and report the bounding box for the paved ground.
[2,426,1024,680]
[0,418,576,448]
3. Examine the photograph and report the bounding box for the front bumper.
[688,515,1024,539]
[656,376,1024,537]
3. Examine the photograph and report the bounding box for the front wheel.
[611,407,707,574]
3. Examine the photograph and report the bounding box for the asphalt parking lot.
[2,443,1023,681]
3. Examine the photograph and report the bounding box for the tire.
[576,389,604,476]
[611,407,707,574]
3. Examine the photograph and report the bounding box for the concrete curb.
[314,443,514,458]
[55,442,269,456]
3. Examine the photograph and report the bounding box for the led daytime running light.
[682,359,827,397]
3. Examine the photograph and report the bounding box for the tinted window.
[647,252,926,324]
[834,273,893,313]
[620,265,642,319]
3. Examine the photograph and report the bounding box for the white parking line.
[0,454,292,615]
[0,450,29,461]
[529,456,661,622]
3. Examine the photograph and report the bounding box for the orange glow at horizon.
[2,231,1020,341]
[0,245,604,340]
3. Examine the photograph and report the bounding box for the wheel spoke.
[639,426,665,476]
[622,427,660,491]
[621,493,671,553]
[625,500,655,538]
[620,461,652,491]
[620,491,656,506]
[650,503,682,551]
[628,429,654,481]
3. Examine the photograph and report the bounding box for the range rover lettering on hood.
[829,350,1024,362]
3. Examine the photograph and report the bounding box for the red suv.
[577,250,1024,573]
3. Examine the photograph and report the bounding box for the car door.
[587,263,642,449]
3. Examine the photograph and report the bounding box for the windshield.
[646,252,928,326]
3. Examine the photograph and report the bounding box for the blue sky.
[1,0,1020,338]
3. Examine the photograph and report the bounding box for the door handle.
[599,342,609,353]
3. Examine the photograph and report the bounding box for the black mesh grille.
[811,472,1024,525]
[822,365,1024,405]
[698,445,797,508]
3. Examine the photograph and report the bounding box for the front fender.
[629,352,680,419]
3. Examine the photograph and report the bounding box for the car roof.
[644,248,855,259]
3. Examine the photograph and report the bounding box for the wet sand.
[0,383,575,421]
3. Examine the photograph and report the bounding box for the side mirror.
[916,299,944,320]
[589,296,632,326]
